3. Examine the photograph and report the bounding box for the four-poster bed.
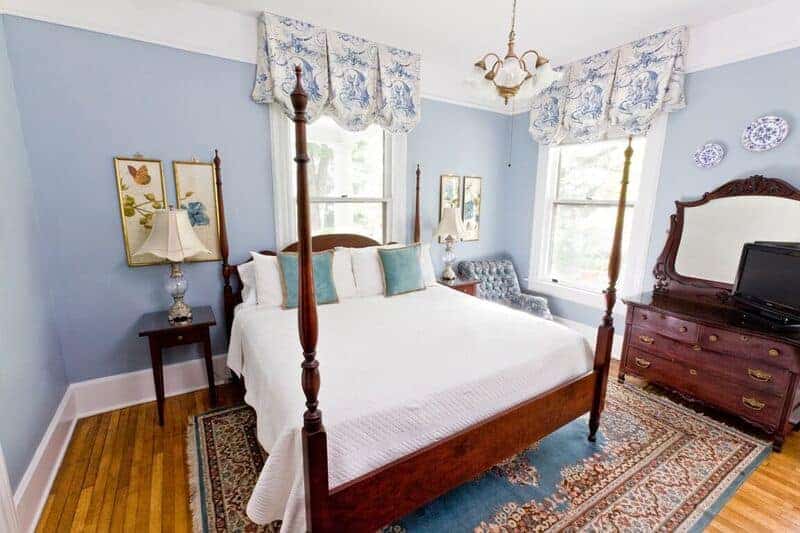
[214,66,632,531]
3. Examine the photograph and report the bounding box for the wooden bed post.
[214,150,235,339]
[589,136,633,442]
[413,164,421,243]
[291,66,330,532]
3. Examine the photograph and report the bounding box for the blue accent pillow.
[378,244,425,297]
[277,251,339,309]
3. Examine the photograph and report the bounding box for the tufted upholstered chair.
[457,258,553,319]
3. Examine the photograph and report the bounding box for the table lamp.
[435,207,466,282]
[134,207,211,323]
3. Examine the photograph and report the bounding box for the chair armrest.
[508,292,553,320]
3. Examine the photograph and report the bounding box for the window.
[290,116,388,243]
[528,116,666,308]
[271,111,406,248]
[546,137,645,291]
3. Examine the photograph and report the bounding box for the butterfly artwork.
[127,164,152,185]
[114,157,167,266]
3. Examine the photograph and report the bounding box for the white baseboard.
[554,315,625,360]
[13,353,228,533]
[13,386,77,532]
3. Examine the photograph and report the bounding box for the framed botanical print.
[439,174,463,243]
[173,161,222,261]
[462,176,482,241]
[114,157,168,266]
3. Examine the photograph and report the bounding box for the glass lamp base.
[167,262,192,324]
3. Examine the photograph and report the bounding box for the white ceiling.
[196,0,774,109]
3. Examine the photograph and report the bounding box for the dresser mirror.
[654,176,800,303]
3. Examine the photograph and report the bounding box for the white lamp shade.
[435,207,466,240]
[133,209,211,262]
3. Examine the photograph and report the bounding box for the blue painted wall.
[408,100,510,273]
[643,46,800,289]
[3,16,511,382]
[508,46,800,326]
[0,17,69,491]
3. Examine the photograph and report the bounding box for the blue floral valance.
[529,26,687,144]
[252,13,422,134]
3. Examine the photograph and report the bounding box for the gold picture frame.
[462,176,482,241]
[173,160,222,262]
[439,174,462,243]
[114,157,168,266]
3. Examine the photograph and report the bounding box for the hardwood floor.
[34,385,243,533]
[37,362,799,532]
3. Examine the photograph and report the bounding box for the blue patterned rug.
[188,381,770,532]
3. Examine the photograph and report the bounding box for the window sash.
[271,110,405,248]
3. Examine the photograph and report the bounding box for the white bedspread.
[228,286,593,531]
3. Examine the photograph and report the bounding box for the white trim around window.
[269,106,407,248]
[527,114,668,310]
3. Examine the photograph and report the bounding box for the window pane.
[291,115,384,198]
[547,204,634,291]
[310,202,383,242]
[555,137,646,202]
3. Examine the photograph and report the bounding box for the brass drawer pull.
[742,396,765,411]
[708,334,719,342]
[638,335,655,345]
[679,326,688,333]
[747,368,773,383]
[691,344,702,352]
[635,357,651,368]
[177,335,184,341]
[740,335,749,342]
[768,348,780,357]
[689,369,697,376]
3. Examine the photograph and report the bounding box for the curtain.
[529,26,687,144]
[253,13,422,135]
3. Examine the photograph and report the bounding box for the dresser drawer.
[623,349,783,431]
[632,309,699,342]
[700,327,800,372]
[649,336,792,398]
[628,325,699,354]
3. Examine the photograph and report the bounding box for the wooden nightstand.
[137,306,217,425]
[438,278,480,297]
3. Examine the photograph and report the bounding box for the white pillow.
[332,248,357,299]
[419,243,436,286]
[250,252,283,307]
[238,261,257,307]
[351,244,403,297]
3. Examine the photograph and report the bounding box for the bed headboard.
[213,154,423,339]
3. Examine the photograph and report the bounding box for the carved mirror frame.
[653,175,800,305]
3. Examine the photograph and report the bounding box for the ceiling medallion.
[472,0,563,105]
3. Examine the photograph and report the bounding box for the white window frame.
[269,108,407,248]
[527,114,667,310]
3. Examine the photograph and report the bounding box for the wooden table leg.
[202,332,217,407]
[148,336,165,426]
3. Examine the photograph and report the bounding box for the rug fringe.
[186,415,205,533]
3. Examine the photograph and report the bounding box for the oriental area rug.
[187,381,769,532]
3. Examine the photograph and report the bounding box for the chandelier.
[472,0,563,105]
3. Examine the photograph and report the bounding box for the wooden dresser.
[620,293,800,451]
[619,176,800,451]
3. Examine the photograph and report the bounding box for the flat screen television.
[732,242,800,328]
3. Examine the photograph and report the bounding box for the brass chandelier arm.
[475,52,502,71]
[521,49,550,68]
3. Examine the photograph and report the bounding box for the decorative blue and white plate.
[693,142,726,169]
[741,115,789,152]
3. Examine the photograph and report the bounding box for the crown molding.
[3,0,800,116]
